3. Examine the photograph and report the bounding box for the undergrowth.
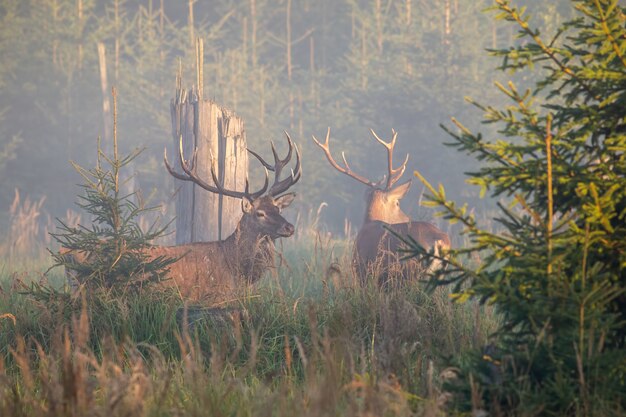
[0,231,496,417]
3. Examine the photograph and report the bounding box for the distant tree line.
[0,0,573,230]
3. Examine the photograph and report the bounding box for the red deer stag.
[65,133,301,304]
[312,128,449,286]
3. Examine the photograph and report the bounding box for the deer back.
[147,241,231,302]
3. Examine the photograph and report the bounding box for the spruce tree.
[49,88,176,294]
[404,0,626,414]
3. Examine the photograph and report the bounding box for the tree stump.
[169,88,248,243]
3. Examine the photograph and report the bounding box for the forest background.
[0,0,573,239]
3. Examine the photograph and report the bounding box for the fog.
[0,0,572,242]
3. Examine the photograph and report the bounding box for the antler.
[369,128,409,190]
[247,131,302,196]
[164,135,269,200]
[312,127,383,188]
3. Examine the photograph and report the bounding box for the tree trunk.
[170,89,248,244]
[286,0,292,80]
[115,0,120,83]
[97,43,111,153]
[77,0,83,71]
[188,0,195,48]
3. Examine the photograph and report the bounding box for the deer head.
[165,132,301,240]
[239,193,296,238]
[313,128,411,225]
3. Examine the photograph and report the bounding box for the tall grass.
[0,189,83,273]
[0,222,498,416]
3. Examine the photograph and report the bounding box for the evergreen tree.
[0,0,575,228]
[49,88,176,294]
[405,0,626,414]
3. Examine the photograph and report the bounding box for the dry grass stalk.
[2,189,47,258]
[0,313,16,327]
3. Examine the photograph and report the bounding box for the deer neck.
[362,208,379,225]
[363,196,381,224]
[222,222,275,282]
[363,206,410,225]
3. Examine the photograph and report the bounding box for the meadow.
[0,203,496,417]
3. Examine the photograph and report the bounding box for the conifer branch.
[593,0,626,69]
[495,0,600,100]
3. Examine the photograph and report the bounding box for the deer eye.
[256,211,266,218]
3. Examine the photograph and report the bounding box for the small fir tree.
[402,0,626,414]
[50,88,176,294]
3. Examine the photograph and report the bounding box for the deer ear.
[389,179,411,200]
[274,193,296,209]
[242,197,254,213]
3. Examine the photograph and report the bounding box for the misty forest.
[0,0,625,416]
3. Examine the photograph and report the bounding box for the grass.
[0,231,498,416]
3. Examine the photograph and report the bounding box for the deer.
[63,133,301,304]
[312,128,449,287]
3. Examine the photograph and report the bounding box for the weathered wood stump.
[170,88,248,243]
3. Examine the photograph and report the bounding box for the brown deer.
[64,133,301,304]
[312,128,449,286]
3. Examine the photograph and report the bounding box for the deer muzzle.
[278,222,295,237]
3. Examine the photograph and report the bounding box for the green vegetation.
[0,0,564,225]
[404,0,626,414]
[48,88,175,293]
[0,118,493,415]
[0,237,497,417]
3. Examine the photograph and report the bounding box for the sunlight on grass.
[0,225,498,417]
